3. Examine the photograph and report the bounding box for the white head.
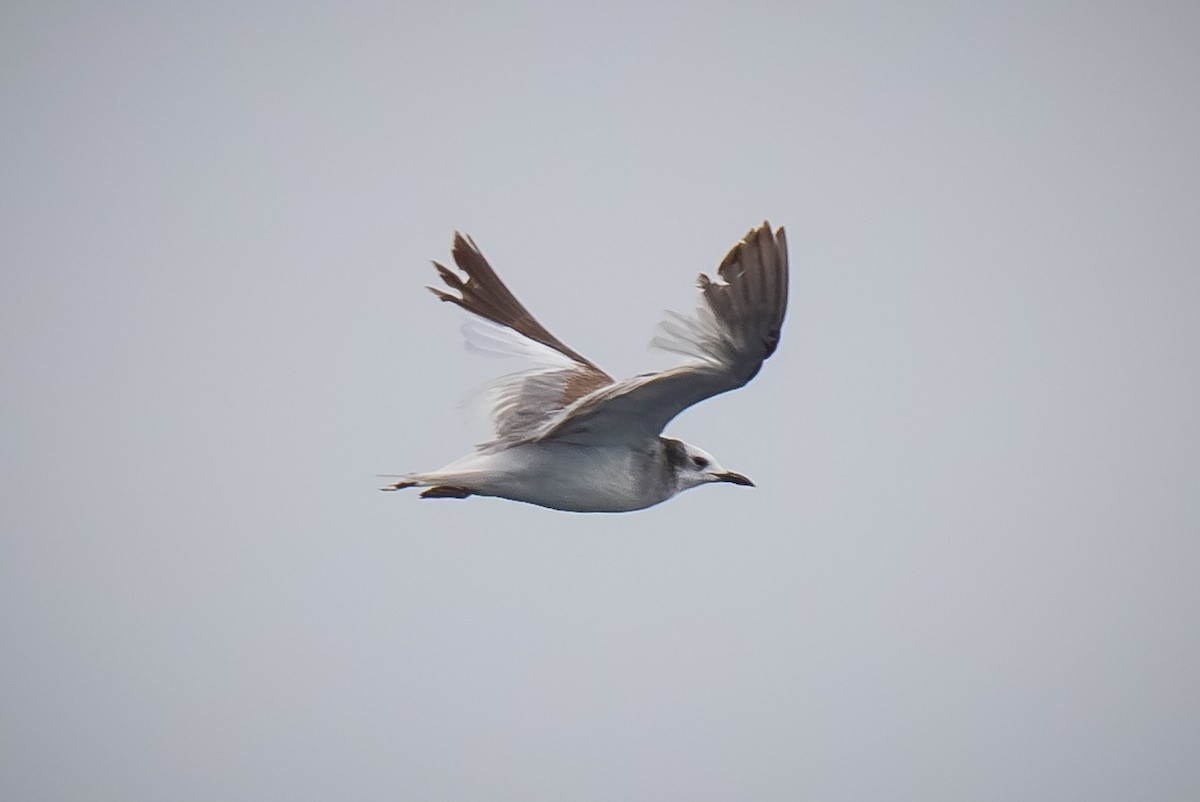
[662,437,755,494]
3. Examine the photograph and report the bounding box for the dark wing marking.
[428,232,614,442]
[535,222,788,446]
[430,233,608,374]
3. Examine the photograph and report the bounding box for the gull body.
[396,438,748,513]
[382,222,788,513]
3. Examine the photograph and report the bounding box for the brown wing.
[535,222,788,446]
[428,232,613,441]
[430,233,609,376]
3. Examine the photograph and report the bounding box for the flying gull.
[381,221,789,512]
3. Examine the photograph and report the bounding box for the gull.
[381,221,789,512]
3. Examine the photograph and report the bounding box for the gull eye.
[691,455,709,469]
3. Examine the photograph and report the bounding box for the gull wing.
[429,233,614,442]
[535,222,788,447]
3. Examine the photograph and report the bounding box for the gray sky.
[3,1,1199,799]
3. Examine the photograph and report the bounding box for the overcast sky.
[3,1,1199,799]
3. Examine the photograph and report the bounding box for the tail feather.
[380,462,488,500]
[379,477,475,500]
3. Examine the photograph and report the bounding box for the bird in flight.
[381,221,789,512]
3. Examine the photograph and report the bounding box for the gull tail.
[379,474,474,500]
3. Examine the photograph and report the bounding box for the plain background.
[3,1,1199,799]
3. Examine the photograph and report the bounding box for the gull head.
[664,438,755,494]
